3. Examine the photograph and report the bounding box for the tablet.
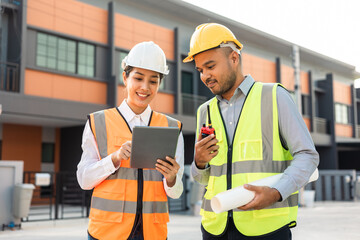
[130,126,180,169]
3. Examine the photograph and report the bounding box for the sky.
[183,0,360,84]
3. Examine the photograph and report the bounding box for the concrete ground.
[0,202,359,240]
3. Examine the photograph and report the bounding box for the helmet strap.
[219,42,241,55]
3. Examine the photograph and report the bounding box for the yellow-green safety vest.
[197,82,298,237]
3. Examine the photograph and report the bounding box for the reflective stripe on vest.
[87,108,181,240]
[197,82,297,236]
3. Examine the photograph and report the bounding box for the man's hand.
[111,141,132,168]
[194,133,219,169]
[238,185,282,210]
[155,156,180,187]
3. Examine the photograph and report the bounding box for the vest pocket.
[239,140,262,160]
[89,180,127,223]
[253,206,289,219]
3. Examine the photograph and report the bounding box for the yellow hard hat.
[183,23,243,63]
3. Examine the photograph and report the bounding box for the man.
[183,23,319,239]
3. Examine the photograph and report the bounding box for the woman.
[77,41,184,240]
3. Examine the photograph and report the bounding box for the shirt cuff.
[164,174,183,199]
[103,154,120,174]
[272,175,297,201]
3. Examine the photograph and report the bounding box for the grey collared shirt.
[191,75,319,201]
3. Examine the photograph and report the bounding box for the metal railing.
[0,61,19,92]
[182,93,208,116]
[357,125,360,138]
[23,171,90,221]
[168,174,189,212]
[305,170,358,201]
[23,171,189,222]
[314,117,328,134]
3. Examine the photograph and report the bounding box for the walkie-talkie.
[200,105,216,138]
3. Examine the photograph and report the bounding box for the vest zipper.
[227,146,233,218]
[129,169,144,237]
[137,169,144,213]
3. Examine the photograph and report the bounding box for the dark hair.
[123,66,164,82]
[222,47,242,67]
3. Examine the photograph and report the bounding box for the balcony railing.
[0,61,19,92]
[357,125,360,138]
[182,93,208,116]
[314,117,328,134]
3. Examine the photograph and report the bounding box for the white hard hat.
[122,41,169,75]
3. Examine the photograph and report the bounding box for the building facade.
[1,0,360,175]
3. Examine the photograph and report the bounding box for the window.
[41,143,54,163]
[301,95,311,116]
[181,71,194,94]
[36,32,94,77]
[78,42,95,77]
[335,103,351,124]
[58,38,76,73]
[119,51,128,84]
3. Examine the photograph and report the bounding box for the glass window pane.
[47,58,56,69]
[342,105,348,124]
[78,43,86,53]
[335,104,341,123]
[58,39,67,50]
[68,51,76,62]
[87,57,94,66]
[78,65,86,75]
[87,66,94,77]
[119,51,128,84]
[58,50,66,60]
[58,60,66,71]
[48,47,57,58]
[37,44,47,56]
[78,54,86,64]
[36,55,46,67]
[38,33,47,44]
[48,36,57,47]
[42,143,54,163]
[68,41,76,51]
[67,62,76,73]
[181,71,193,94]
[87,45,94,56]
[77,42,95,77]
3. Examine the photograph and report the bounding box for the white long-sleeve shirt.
[77,100,184,199]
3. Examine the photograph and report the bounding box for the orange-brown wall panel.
[27,0,107,44]
[242,53,276,83]
[117,85,127,107]
[303,117,311,131]
[150,93,175,114]
[335,124,353,138]
[281,65,294,91]
[25,69,107,104]
[333,81,352,105]
[2,124,42,172]
[114,14,174,60]
[300,71,309,94]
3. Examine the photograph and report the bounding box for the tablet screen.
[130,126,179,169]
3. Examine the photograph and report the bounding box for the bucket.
[303,190,315,207]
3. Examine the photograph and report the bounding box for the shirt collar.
[118,100,152,125]
[215,75,255,102]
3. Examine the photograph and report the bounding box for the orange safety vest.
[87,107,182,240]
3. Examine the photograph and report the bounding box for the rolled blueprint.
[210,168,319,214]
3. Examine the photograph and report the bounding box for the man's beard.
[211,70,237,96]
